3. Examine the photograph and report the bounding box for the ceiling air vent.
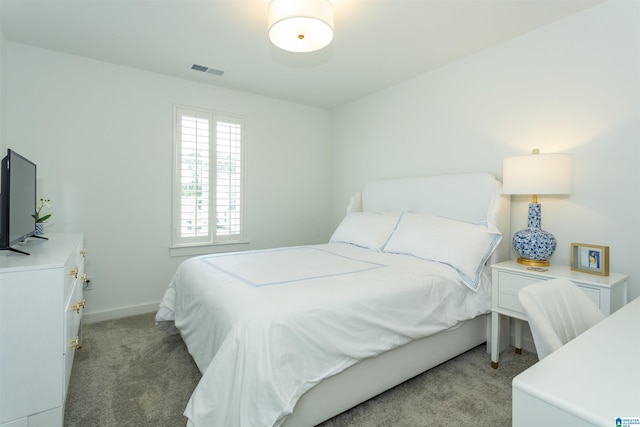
[190,64,224,76]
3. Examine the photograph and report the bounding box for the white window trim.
[169,240,250,258]
[170,106,247,255]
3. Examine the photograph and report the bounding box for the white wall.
[4,44,332,321]
[331,0,640,300]
[0,28,5,154]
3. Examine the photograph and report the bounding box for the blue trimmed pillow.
[330,212,401,251]
[382,212,501,290]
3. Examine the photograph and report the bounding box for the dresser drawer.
[63,255,78,304]
[64,276,84,397]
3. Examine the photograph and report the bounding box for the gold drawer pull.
[69,266,78,278]
[81,273,87,282]
[80,248,87,257]
[71,299,86,314]
[70,336,82,350]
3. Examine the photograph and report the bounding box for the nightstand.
[490,259,628,368]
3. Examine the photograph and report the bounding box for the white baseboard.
[82,302,160,324]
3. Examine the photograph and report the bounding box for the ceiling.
[0,0,603,109]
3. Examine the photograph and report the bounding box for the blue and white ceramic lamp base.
[512,203,557,267]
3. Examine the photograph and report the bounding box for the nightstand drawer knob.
[69,266,78,278]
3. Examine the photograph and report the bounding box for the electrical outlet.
[83,276,94,291]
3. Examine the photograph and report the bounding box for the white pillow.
[330,212,401,251]
[382,212,501,290]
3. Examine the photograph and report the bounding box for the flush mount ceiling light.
[268,0,334,53]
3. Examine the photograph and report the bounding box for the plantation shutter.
[215,117,242,239]
[173,107,244,246]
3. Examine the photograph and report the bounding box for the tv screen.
[1,149,37,253]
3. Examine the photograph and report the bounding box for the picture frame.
[570,243,609,276]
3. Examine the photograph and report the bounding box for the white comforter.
[156,243,491,427]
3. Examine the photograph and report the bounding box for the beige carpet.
[64,313,537,426]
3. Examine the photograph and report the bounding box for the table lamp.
[502,149,572,266]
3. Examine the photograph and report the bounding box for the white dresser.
[0,233,85,427]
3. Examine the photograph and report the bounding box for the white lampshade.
[502,152,572,195]
[268,0,334,53]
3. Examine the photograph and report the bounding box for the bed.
[156,172,510,427]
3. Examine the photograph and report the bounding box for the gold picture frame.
[570,243,609,276]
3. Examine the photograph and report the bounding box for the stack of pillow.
[329,211,501,291]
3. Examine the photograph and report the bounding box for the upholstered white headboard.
[346,173,511,263]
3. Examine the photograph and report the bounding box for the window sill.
[169,240,250,258]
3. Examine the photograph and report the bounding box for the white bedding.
[156,242,492,427]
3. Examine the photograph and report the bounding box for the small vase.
[35,223,45,235]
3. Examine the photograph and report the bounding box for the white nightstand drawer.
[576,285,600,307]
[498,270,602,312]
[496,272,536,313]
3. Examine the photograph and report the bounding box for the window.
[172,107,244,248]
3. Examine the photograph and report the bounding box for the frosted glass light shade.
[502,153,572,195]
[268,0,334,53]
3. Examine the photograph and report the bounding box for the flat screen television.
[0,149,44,255]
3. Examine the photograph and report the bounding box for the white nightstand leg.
[514,318,523,354]
[491,311,500,368]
